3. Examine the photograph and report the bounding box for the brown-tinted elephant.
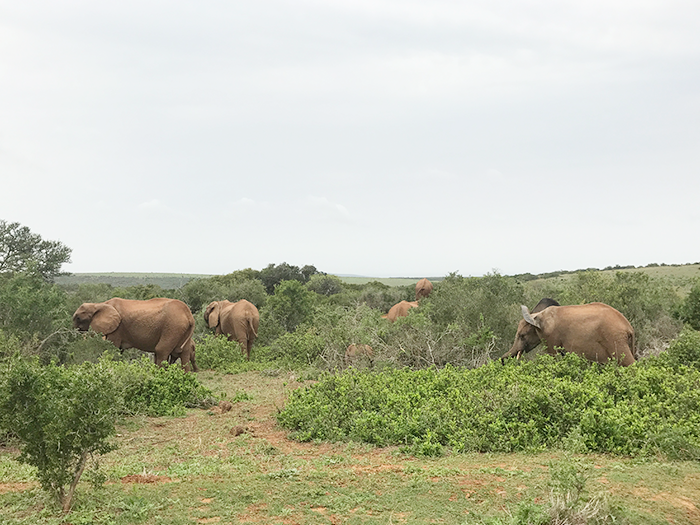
[383,300,419,322]
[204,300,259,360]
[72,297,197,371]
[501,301,636,366]
[345,344,374,366]
[415,278,433,300]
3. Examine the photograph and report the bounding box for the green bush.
[269,325,326,366]
[263,280,316,332]
[665,325,700,370]
[107,357,216,416]
[0,272,69,340]
[675,281,700,330]
[278,352,700,458]
[306,273,344,296]
[0,359,119,511]
[197,334,269,373]
[427,272,524,357]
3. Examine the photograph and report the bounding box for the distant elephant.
[72,297,197,371]
[383,300,419,322]
[501,300,636,366]
[345,344,374,366]
[415,278,433,300]
[204,300,259,360]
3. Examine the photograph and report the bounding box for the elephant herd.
[72,277,637,371]
[72,297,260,372]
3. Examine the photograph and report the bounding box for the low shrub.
[0,358,119,512]
[278,352,700,458]
[106,356,216,416]
[665,325,700,369]
[195,333,247,370]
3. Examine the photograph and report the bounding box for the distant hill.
[513,263,700,286]
[54,264,699,290]
[55,273,213,289]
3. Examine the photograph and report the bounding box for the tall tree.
[0,220,72,281]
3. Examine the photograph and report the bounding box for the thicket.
[278,338,700,458]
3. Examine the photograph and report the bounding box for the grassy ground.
[1,370,699,524]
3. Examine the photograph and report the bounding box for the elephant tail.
[247,316,258,338]
[180,320,195,350]
[628,330,637,360]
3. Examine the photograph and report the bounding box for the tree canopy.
[0,220,72,281]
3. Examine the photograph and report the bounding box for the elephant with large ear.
[72,297,197,371]
[383,300,419,322]
[204,300,259,360]
[415,278,433,301]
[501,300,636,366]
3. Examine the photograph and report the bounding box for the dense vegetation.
[279,336,700,458]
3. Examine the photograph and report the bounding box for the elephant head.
[72,302,121,335]
[204,301,221,329]
[502,298,560,361]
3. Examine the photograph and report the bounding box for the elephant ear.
[206,302,220,329]
[91,303,121,335]
[521,305,542,329]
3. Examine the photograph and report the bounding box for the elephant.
[204,300,259,360]
[501,300,636,366]
[72,297,197,371]
[167,337,198,371]
[383,300,419,322]
[345,344,374,366]
[415,278,433,300]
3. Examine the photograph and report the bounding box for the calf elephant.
[204,300,259,360]
[501,301,636,366]
[415,278,433,300]
[72,297,197,371]
[383,300,419,322]
[345,344,374,366]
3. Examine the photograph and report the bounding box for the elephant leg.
[154,341,173,368]
[180,353,191,372]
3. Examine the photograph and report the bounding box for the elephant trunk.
[500,346,522,364]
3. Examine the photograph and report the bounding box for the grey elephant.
[501,300,636,366]
[204,300,259,360]
[72,297,197,371]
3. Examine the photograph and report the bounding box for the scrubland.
[2,263,700,523]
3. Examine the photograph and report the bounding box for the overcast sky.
[1,1,699,278]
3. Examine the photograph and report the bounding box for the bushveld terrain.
[2,370,699,524]
[2,259,700,524]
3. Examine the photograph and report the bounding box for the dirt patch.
[120,474,173,484]
[0,482,36,494]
